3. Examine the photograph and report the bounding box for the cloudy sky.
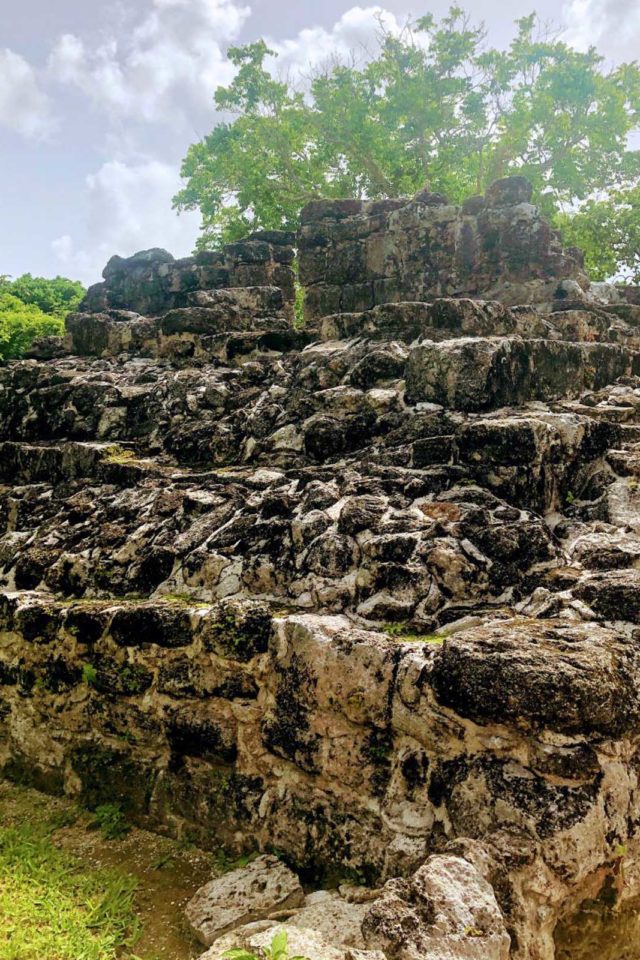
[1,0,638,287]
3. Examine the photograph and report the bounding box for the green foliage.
[223,929,310,960]
[0,292,64,360]
[91,803,131,841]
[556,184,640,282]
[174,9,640,278]
[383,623,445,644]
[2,274,85,318]
[82,664,98,686]
[293,281,305,330]
[0,274,85,360]
[214,848,259,873]
[0,819,139,959]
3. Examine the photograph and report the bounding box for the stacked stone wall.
[298,176,587,325]
[82,231,296,319]
[3,177,640,959]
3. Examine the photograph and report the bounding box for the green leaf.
[270,929,289,957]
[81,664,97,686]
[174,10,640,280]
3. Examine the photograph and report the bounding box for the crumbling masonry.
[3,177,640,959]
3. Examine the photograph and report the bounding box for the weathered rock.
[286,890,371,947]
[185,855,304,946]
[299,179,586,324]
[2,180,640,960]
[430,617,640,737]
[405,338,632,411]
[202,922,386,960]
[362,855,510,960]
[574,568,640,622]
[82,239,296,320]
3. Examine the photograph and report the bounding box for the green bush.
[0,292,65,360]
[0,274,85,361]
[5,274,85,317]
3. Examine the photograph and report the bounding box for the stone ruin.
[3,175,640,959]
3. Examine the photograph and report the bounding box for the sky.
[1,0,639,288]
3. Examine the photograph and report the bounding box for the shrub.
[0,292,65,360]
[91,803,131,841]
[0,274,85,360]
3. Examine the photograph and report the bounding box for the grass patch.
[382,623,446,645]
[101,445,145,467]
[90,803,131,841]
[158,592,212,610]
[214,848,259,874]
[81,663,98,686]
[0,814,140,960]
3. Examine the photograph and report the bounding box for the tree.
[556,185,640,281]
[174,8,640,279]
[1,274,85,317]
[0,293,65,361]
[0,274,85,360]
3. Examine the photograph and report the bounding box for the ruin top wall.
[298,175,587,325]
[81,230,296,319]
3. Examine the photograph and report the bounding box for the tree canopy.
[3,274,85,318]
[0,275,85,360]
[174,8,640,280]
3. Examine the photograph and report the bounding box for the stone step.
[557,401,640,424]
[66,286,301,360]
[368,411,620,514]
[319,299,640,349]
[0,590,271,657]
[606,445,640,476]
[0,357,268,461]
[0,441,165,485]
[0,455,560,619]
[320,299,522,342]
[568,528,640,571]
[405,337,636,411]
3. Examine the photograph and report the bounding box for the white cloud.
[48,0,251,123]
[45,3,412,287]
[52,159,201,286]
[0,48,55,140]
[268,6,408,78]
[563,0,640,58]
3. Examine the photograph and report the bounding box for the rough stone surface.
[82,238,296,320]
[362,855,511,960]
[202,922,386,960]
[2,177,640,960]
[299,177,589,325]
[186,855,304,946]
[286,891,371,947]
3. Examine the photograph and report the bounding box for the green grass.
[382,622,446,645]
[101,445,144,467]
[90,803,131,841]
[0,818,140,960]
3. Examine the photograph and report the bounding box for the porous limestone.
[2,177,640,960]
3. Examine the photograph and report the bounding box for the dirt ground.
[0,781,220,960]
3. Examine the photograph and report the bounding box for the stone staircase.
[3,183,640,960]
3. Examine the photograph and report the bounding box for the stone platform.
[3,178,640,960]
